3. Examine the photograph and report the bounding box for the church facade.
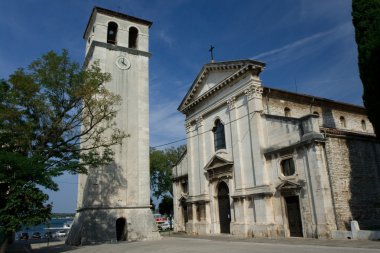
[172,60,380,238]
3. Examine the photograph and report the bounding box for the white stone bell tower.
[66,7,159,245]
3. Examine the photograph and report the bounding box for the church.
[172,59,380,238]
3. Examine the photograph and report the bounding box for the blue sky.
[0,0,362,213]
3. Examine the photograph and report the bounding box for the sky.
[0,0,362,213]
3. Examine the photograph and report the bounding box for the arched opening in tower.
[116,217,127,241]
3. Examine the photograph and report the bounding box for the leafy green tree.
[158,195,174,216]
[352,0,380,137]
[150,145,186,199]
[0,50,125,233]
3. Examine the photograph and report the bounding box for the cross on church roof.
[209,45,215,63]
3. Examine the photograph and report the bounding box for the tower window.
[107,22,118,45]
[284,107,291,117]
[339,116,346,128]
[281,158,295,176]
[213,119,226,151]
[129,27,138,49]
[361,120,366,131]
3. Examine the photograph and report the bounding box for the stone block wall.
[264,96,311,118]
[263,95,373,134]
[325,135,380,230]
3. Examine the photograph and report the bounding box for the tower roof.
[83,6,153,38]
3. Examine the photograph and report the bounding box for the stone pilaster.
[227,96,244,189]
[245,84,266,186]
[244,82,274,229]
[186,121,197,198]
[304,143,337,238]
[196,116,208,195]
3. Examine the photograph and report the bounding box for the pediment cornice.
[178,60,265,114]
[203,154,233,182]
[276,180,305,196]
[276,180,301,190]
[203,154,233,171]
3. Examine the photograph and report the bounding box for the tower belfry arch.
[66,7,159,245]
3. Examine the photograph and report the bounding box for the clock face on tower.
[115,56,131,70]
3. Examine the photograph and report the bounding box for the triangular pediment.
[178,60,265,113]
[195,69,236,97]
[204,154,233,171]
[178,193,188,202]
[276,180,301,191]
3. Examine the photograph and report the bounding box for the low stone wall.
[332,221,380,240]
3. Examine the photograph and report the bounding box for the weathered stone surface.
[66,7,159,245]
[325,136,380,230]
[173,59,380,239]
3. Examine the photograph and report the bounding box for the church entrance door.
[218,182,231,234]
[116,217,127,241]
[285,196,303,237]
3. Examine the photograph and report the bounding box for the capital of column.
[185,122,192,133]
[196,116,204,128]
[226,96,236,110]
[244,85,263,100]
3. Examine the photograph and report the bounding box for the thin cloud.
[149,99,185,147]
[155,29,174,46]
[251,22,353,71]
[251,29,333,60]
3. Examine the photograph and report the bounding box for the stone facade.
[66,7,159,245]
[325,133,380,230]
[173,60,380,239]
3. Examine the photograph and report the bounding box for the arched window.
[107,22,118,45]
[213,119,226,151]
[339,116,346,128]
[361,120,366,131]
[284,107,291,117]
[129,27,138,49]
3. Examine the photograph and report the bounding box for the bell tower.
[66,7,159,245]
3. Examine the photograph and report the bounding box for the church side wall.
[263,96,374,133]
[173,180,186,232]
[325,136,380,230]
[172,154,189,232]
[264,116,302,149]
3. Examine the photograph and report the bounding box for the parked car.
[19,233,29,240]
[44,232,53,239]
[154,213,167,224]
[54,230,67,237]
[32,232,42,239]
[158,221,171,231]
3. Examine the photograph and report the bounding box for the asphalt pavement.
[6,233,380,253]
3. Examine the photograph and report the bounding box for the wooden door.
[218,182,231,234]
[285,196,303,237]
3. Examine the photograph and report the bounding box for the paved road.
[28,236,380,253]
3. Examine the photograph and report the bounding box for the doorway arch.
[217,181,231,233]
[116,217,127,241]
